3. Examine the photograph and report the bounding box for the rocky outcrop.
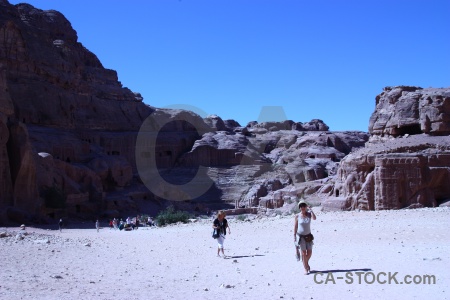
[246,119,329,133]
[321,136,450,210]
[8,0,443,222]
[320,86,450,211]
[369,86,450,136]
[0,1,207,223]
[223,119,241,131]
[171,128,368,209]
[1,3,151,131]
[204,115,228,131]
[7,122,39,216]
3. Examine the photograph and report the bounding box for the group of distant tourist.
[108,216,155,231]
[57,215,156,233]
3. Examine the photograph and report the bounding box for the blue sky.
[9,0,450,131]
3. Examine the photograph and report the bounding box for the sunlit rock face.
[321,86,450,211]
[0,1,156,223]
[7,0,447,222]
[369,86,450,137]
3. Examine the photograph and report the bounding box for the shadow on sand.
[309,268,372,274]
[226,254,265,259]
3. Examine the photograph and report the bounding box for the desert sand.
[1,207,449,300]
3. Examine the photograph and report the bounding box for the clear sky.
[8,0,450,131]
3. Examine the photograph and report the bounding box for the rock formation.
[3,0,447,224]
[369,86,450,136]
[0,1,203,223]
[0,0,367,224]
[169,126,368,210]
[320,86,450,210]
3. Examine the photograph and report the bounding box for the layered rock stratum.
[320,86,450,210]
[1,1,448,224]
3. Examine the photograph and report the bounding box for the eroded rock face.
[320,86,450,211]
[246,119,329,133]
[2,0,416,222]
[0,114,13,221]
[369,86,450,136]
[321,136,450,210]
[204,115,227,131]
[8,123,40,213]
[0,65,14,221]
[1,0,231,224]
[1,3,151,131]
[0,1,154,223]
[223,119,241,131]
[170,128,369,209]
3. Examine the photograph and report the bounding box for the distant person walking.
[213,211,231,258]
[135,215,139,230]
[95,219,100,232]
[58,219,63,232]
[294,200,316,275]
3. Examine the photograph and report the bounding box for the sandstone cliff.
[369,86,450,136]
[320,86,450,210]
[3,0,446,224]
[0,0,369,224]
[0,0,144,222]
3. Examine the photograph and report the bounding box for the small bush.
[155,206,190,226]
[236,215,246,221]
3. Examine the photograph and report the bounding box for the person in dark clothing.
[135,216,139,230]
[212,211,231,258]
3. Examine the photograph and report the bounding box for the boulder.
[223,119,241,131]
[204,115,227,131]
[300,119,329,131]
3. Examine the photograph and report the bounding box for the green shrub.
[44,186,66,209]
[236,214,246,221]
[155,206,190,226]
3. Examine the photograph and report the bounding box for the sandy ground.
[1,207,449,300]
